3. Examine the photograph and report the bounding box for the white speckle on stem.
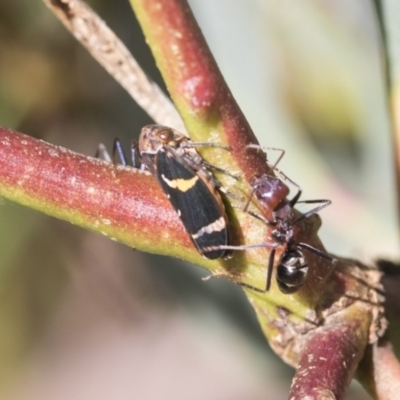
[48,149,59,158]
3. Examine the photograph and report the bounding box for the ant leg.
[266,248,276,291]
[202,243,277,253]
[270,170,303,207]
[297,242,337,289]
[202,247,276,293]
[95,144,112,162]
[203,274,266,293]
[293,199,331,224]
[297,242,337,264]
[242,186,257,213]
[289,188,302,208]
[247,210,273,225]
[246,144,286,171]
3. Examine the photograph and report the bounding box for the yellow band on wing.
[161,174,199,192]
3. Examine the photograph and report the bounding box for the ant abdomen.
[276,249,308,294]
[253,174,290,211]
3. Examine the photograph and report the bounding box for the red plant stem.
[130,0,267,183]
[0,125,211,266]
[288,306,371,400]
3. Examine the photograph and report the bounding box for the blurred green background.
[0,0,396,399]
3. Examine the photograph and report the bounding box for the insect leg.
[95,143,112,162]
[246,210,273,225]
[297,242,337,289]
[266,247,276,291]
[246,144,286,171]
[293,199,331,224]
[242,186,257,213]
[202,247,276,293]
[297,242,337,264]
[111,138,129,166]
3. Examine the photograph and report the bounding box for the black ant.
[204,145,337,294]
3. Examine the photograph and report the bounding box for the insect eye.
[158,129,173,142]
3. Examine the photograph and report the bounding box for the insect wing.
[156,148,231,259]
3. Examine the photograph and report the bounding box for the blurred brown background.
[0,0,396,399]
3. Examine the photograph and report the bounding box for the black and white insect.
[97,124,233,260]
[204,146,337,294]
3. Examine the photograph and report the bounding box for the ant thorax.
[272,223,294,245]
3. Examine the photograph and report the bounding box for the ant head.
[276,248,308,294]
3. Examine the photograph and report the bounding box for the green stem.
[128,0,265,184]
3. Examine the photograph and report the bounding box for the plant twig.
[289,302,371,400]
[129,0,266,183]
[42,0,185,131]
